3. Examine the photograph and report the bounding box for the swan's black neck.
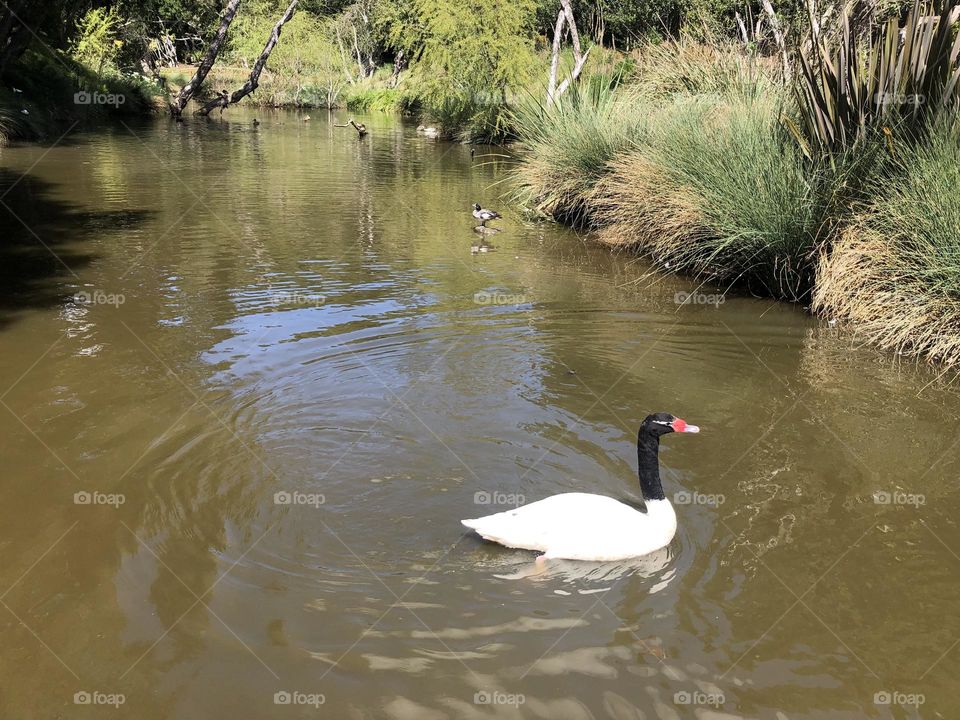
[637,428,665,501]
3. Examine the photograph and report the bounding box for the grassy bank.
[1,50,160,143]
[511,35,960,367]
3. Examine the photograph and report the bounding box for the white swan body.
[462,492,677,561]
[462,413,698,562]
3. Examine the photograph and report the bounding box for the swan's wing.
[462,493,644,554]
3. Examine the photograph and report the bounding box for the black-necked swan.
[462,413,699,562]
[472,203,502,226]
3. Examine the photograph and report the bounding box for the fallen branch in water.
[334,119,367,137]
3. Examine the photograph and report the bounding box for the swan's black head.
[473,203,481,211]
[636,413,698,501]
[640,412,700,439]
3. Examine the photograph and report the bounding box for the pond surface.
[1,109,959,719]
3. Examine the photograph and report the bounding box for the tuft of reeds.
[591,94,828,300]
[790,0,960,157]
[509,81,648,223]
[814,121,960,366]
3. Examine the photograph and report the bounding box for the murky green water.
[1,109,959,719]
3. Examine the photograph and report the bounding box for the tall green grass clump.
[0,101,14,145]
[510,82,648,223]
[815,121,960,365]
[345,87,402,112]
[592,93,831,299]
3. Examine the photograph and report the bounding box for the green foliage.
[582,0,688,45]
[345,86,401,110]
[640,95,831,298]
[379,0,539,138]
[791,0,960,157]
[71,8,124,74]
[856,122,960,293]
[224,1,352,107]
[0,49,158,140]
[511,40,891,300]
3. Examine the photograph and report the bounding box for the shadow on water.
[0,168,149,328]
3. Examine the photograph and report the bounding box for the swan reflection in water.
[488,545,675,587]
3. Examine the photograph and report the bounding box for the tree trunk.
[547,9,565,105]
[169,0,243,118]
[334,25,355,84]
[761,0,791,82]
[352,24,365,78]
[546,0,590,107]
[197,0,298,116]
[735,11,749,45]
[389,49,405,87]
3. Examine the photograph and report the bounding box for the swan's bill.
[654,417,700,433]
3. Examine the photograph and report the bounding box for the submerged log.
[335,119,367,137]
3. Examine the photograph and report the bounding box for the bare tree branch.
[169,0,243,117]
[547,0,590,106]
[198,0,299,116]
[761,0,791,82]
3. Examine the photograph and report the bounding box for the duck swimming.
[462,413,699,562]
[472,203,501,227]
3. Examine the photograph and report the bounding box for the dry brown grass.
[628,41,778,101]
[815,225,960,368]
[814,120,960,367]
[587,150,710,266]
